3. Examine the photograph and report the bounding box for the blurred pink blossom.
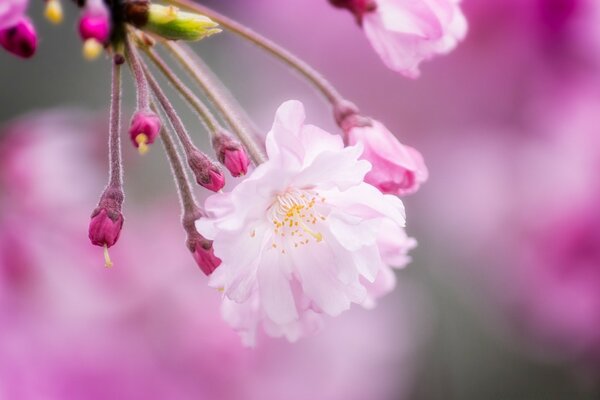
[0,0,27,30]
[362,0,468,77]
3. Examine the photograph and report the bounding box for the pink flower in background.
[197,100,415,344]
[517,201,600,364]
[0,110,425,400]
[0,0,27,30]
[331,0,468,77]
[346,119,428,196]
[364,0,468,77]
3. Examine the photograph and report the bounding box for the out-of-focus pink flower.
[0,0,27,30]
[79,11,110,44]
[516,201,600,364]
[364,0,467,77]
[196,100,415,344]
[0,110,425,400]
[333,0,468,77]
[0,17,36,58]
[345,119,428,196]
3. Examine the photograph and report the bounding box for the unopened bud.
[143,4,221,41]
[89,187,124,267]
[188,150,225,192]
[329,0,377,24]
[129,110,161,155]
[0,18,37,59]
[187,232,221,275]
[212,133,250,177]
[79,13,110,44]
[89,207,124,248]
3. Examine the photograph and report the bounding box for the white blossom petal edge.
[196,100,416,345]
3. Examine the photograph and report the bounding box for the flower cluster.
[1,0,466,344]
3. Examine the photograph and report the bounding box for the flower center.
[268,189,327,252]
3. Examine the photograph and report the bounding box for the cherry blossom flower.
[196,100,416,344]
[331,0,468,77]
[346,119,428,195]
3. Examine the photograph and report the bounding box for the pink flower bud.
[78,10,110,43]
[346,119,428,196]
[88,187,124,248]
[212,133,250,177]
[191,236,222,276]
[129,110,161,154]
[188,150,226,192]
[88,208,124,247]
[0,18,37,59]
[329,0,377,23]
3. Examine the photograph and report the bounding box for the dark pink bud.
[329,0,377,23]
[212,133,250,177]
[88,187,124,248]
[129,110,161,154]
[0,18,37,59]
[191,237,221,276]
[78,12,110,43]
[188,150,226,192]
[88,208,124,247]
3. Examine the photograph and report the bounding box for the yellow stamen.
[44,0,63,25]
[135,133,149,155]
[83,39,104,61]
[103,245,113,268]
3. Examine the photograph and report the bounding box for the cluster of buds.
[1,0,429,276]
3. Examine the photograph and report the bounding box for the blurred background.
[1,0,600,399]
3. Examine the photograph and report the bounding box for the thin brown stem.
[162,40,266,164]
[124,34,150,111]
[166,0,345,105]
[154,103,198,215]
[108,59,123,188]
[141,59,196,155]
[141,44,220,134]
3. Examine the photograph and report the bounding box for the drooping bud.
[44,0,63,25]
[79,12,110,42]
[143,4,221,41]
[338,107,428,196]
[329,0,377,24]
[89,187,124,267]
[89,208,124,248]
[0,18,37,59]
[188,232,221,275]
[183,210,221,275]
[212,132,250,177]
[78,0,111,60]
[187,150,225,192]
[129,110,162,155]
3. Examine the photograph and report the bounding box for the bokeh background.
[1,0,600,399]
